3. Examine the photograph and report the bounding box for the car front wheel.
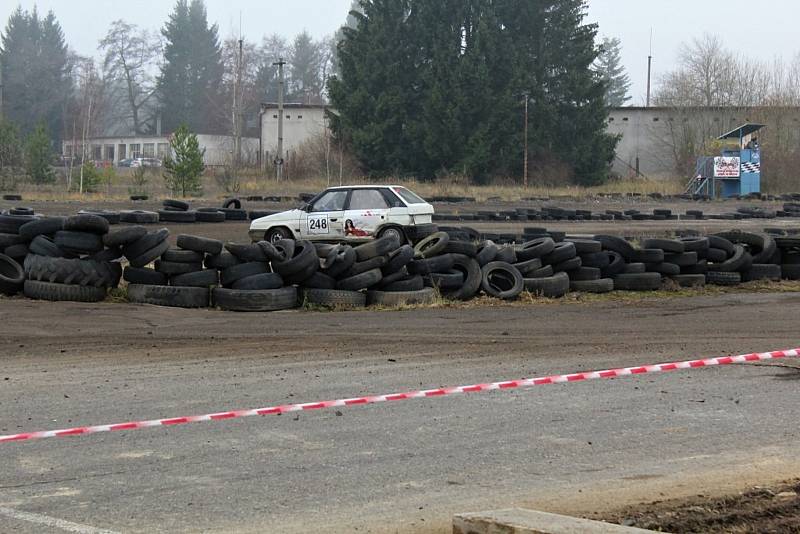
[265,227,292,244]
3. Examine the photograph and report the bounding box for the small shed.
[716,123,764,198]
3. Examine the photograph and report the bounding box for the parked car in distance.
[131,157,162,168]
[117,158,135,168]
[249,185,435,244]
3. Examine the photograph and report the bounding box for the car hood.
[250,208,303,227]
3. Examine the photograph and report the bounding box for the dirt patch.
[604,480,800,533]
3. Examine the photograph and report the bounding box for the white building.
[62,134,259,167]
[259,103,332,166]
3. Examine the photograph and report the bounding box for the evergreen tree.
[255,35,289,102]
[24,122,55,184]
[157,0,224,133]
[0,118,23,190]
[596,37,631,107]
[0,7,70,142]
[163,124,204,196]
[288,31,322,103]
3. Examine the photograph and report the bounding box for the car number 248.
[307,215,329,234]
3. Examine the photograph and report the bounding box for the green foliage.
[128,166,151,196]
[163,124,205,196]
[0,118,23,191]
[330,0,619,186]
[24,122,55,184]
[72,161,102,193]
[157,0,223,133]
[0,7,70,143]
[596,37,631,107]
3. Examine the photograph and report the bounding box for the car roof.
[326,185,405,190]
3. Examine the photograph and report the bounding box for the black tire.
[343,255,387,277]
[218,208,248,221]
[272,239,296,262]
[523,271,570,298]
[516,237,555,261]
[225,242,267,262]
[259,241,288,262]
[377,225,406,245]
[613,272,662,291]
[130,195,148,201]
[24,254,121,287]
[384,244,414,273]
[155,260,203,276]
[781,264,800,280]
[741,263,781,282]
[158,210,196,223]
[0,213,36,233]
[707,244,752,272]
[512,257,543,276]
[300,271,336,290]
[9,207,33,216]
[623,262,646,274]
[641,238,685,253]
[494,246,517,263]
[0,233,25,248]
[379,266,409,286]
[579,251,610,268]
[552,256,582,273]
[476,241,498,266]
[593,235,635,260]
[367,287,437,307]
[272,240,318,279]
[568,266,601,281]
[120,210,159,224]
[669,274,706,288]
[124,266,168,286]
[64,214,110,235]
[601,251,626,277]
[382,275,424,292]
[678,237,710,252]
[408,254,455,275]
[129,283,209,308]
[213,286,297,311]
[104,225,147,247]
[2,194,22,201]
[196,210,226,223]
[265,226,293,244]
[128,239,171,268]
[54,230,104,254]
[630,248,664,264]
[177,234,223,255]
[414,232,449,259]
[663,251,698,267]
[681,260,709,275]
[304,288,366,308]
[222,197,242,209]
[0,254,24,295]
[541,241,576,265]
[164,199,190,211]
[337,267,382,290]
[403,223,438,243]
[170,269,220,287]
[354,235,400,261]
[565,238,602,254]
[323,246,357,279]
[481,261,523,300]
[23,280,107,302]
[205,251,240,270]
[76,210,119,225]
[570,277,614,293]
[646,262,680,276]
[18,217,65,241]
[221,261,269,286]
[442,254,481,300]
[707,235,735,256]
[706,248,729,263]
[443,240,477,256]
[162,248,204,263]
[4,243,28,261]
[527,264,554,279]
[706,271,741,286]
[123,228,169,260]
[425,269,464,289]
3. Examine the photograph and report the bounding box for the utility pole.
[273,57,286,182]
[522,92,529,188]
[646,29,653,107]
[234,37,243,167]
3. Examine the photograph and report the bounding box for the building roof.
[261,102,329,110]
[718,123,766,140]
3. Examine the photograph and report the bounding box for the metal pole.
[646,29,653,107]
[273,57,286,182]
[522,92,529,188]
[236,38,243,167]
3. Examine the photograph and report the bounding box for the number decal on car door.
[307,215,329,234]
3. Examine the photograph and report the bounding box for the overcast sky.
[2,0,796,106]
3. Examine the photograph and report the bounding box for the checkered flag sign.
[741,162,760,173]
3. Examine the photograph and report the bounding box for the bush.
[71,162,102,193]
[163,124,204,197]
[24,122,55,184]
[128,166,151,196]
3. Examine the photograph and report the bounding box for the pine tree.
[0,118,23,190]
[157,0,224,133]
[288,31,322,103]
[25,122,55,184]
[163,124,205,196]
[596,37,631,107]
[0,7,70,142]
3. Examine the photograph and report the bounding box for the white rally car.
[249,185,435,244]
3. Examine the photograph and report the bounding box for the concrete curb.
[453,508,660,534]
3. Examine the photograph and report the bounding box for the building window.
[130,143,141,158]
[608,117,615,122]
[92,145,102,160]
[622,117,629,122]
[143,143,155,157]
[104,145,114,160]
[653,117,660,122]
[273,114,278,118]
[297,115,303,119]
[157,143,169,159]
[64,145,73,157]
[286,115,291,119]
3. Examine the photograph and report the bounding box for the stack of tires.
[119,210,159,224]
[125,231,218,308]
[708,231,780,284]
[0,207,38,267]
[777,236,800,280]
[635,237,707,288]
[475,237,560,299]
[22,214,122,302]
[218,198,248,221]
[210,239,296,311]
[158,199,197,223]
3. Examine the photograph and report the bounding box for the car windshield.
[393,187,426,204]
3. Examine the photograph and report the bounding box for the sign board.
[714,156,740,178]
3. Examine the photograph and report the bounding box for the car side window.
[348,189,389,210]
[311,190,348,212]
[380,189,405,208]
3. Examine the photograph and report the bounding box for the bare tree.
[99,20,160,134]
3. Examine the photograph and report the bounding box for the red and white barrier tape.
[1,347,797,444]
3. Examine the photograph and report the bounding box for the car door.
[300,189,349,240]
[343,188,391,240]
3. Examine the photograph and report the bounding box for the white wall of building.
[260,104,330,164]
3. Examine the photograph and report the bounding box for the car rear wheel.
[265,227,292,244]
[378,226,405,244]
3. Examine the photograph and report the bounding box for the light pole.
[522,92,530,188]
[273,57,286,181]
